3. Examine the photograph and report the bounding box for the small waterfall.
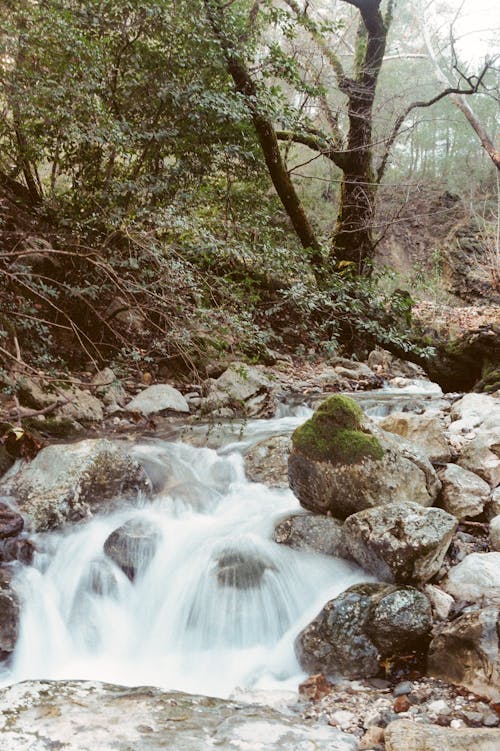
[2,428,367,698]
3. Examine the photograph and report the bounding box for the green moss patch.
[292,395,384,464]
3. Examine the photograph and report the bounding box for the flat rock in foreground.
[385,718,500,751]
[0,680,358,751]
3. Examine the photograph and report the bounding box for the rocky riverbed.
[0,348,499,749]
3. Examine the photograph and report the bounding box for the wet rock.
[342,502,457,584]
[126,384,189,416]
[0,439,151,531]
[103,518,161,580]
[457,427,500,487]
[379,412,451,463]
[295,583,432,680]
[438,463,491,519]
[441,552,500,605]
[0,502,23,539]
[385,719,500,751]
[288,395,440,520]
[215,550,275,589]
[273,513,346,557]
[0,446,14,479]
[0,537,35,565]
[244,435,290,487]
[0,679,359,751]
[298,674,332,702]
[0,567,19,655]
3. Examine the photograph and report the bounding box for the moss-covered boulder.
[288,395,440,519]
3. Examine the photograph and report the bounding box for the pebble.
[450,718,465,729]
[427,699,451,715]
[393,696,411,713]
[393,681,413,697]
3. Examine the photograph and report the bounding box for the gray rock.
[0,439,151,531]
[0,680,359,751]
[489,515,500,552]
[16,376,104,423]
[379,412,451,463]
[202,362,274,417]
[126,384,189,416]
[385,719,500,751]
[273,513,346,557]
[428,606,500,702]
[288,396,441,520]
[295,582,431,680]
[458,427,500,488]
[0,567,19,655]
[422,584,454,620]
[438,463,491,519]
[214,550,276,590]
[368,349,426,378]
[450,393,500,431]
[486,487,500,520]
[342,502,457,584]
[103,518,161,580]
[244,435,290,488]
[441,552,500,605]
[91,367,127,407]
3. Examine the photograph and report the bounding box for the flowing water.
[0,385,443,698]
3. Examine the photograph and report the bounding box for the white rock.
[330,710,357,729]
[442,553,500,605]
[380,412,451,463]
[458,427,500,488]
[427,699,451,715]
[126,384,189,415]
[451,394,500,429]
[489,516,500,552]
[439,464,491,519]
[423,584,454,620]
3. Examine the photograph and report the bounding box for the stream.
[0,382,444,699]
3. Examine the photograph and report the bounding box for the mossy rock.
[292,395,384,464]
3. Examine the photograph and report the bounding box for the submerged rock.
[0,439,151,531]
[273,513,346,557]
[103,518,161,580]
[288,395,440,519]
[295,582,432,680]
[342,502,457,584]
[0,679,359,750]
[428,606,500,702]
[214,550,276,590]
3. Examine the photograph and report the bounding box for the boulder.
[0,679,359,751]
[273,513,346,557]
[342,502,457,584]
[441,553,500,605]
[489,515,500,552]
[0,567,19,656]
[202,362,274,417]
[458,428,500,487]
[438,463,491,519]
[91,367,127,407]
[103,518,160,580]
[0,502,24,539]
[214,550,276,590]
[126,384,189,416]
[295,583,432,680]
[486,487,500,520]
[385,719,500,751]
[0,439,151,531]
[288,395,440,519]
[450,393,500,431]
[368,348,426,378]
[379,411,451,463]
[428,606,500,702]
[244,435,290,487]
[422,584,454,620]
[16,376,103,424]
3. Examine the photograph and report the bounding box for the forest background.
[0,0,498,390]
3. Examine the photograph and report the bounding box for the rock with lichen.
[288,395,440,519]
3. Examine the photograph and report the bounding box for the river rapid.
[0,384,442,699]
